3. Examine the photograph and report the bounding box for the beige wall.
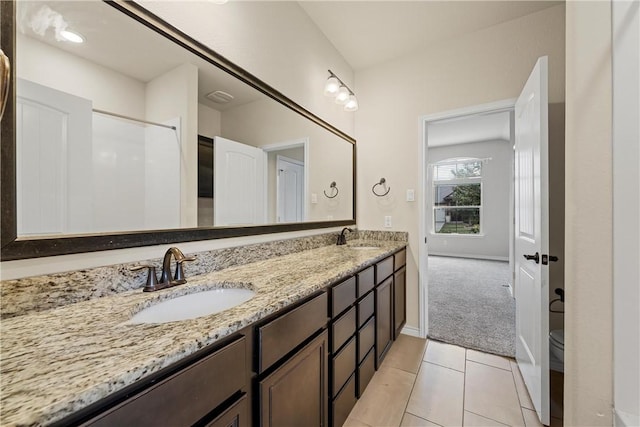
[565,1,613,425]
[146,63,199,228]
[354,5,566,330]
[139,0,355,138]
[16,35,145,119]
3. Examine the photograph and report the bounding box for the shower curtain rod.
[93,108,177,130]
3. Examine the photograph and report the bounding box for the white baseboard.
[614,409,640,427]
[401,325,422,338]
[428,252,509,262]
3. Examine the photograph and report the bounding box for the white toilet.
[549,329,564,372]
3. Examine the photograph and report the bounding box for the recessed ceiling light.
[60,29,84,43]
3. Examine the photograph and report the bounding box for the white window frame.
[431,158,483,236]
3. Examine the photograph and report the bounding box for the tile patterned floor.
[344,335,563,427]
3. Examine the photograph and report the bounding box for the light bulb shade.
[344,94,359,111]
[335,86,350,104]
[324,77,340,96]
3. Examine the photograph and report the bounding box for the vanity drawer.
[332,374,357,427]
[376,256,394,284]
[357,291,374,327]
[394,249,406,271]
[86,336,246,426]
[358,316,375,363]
[257,292,328,373]
[332,336,356,397]
[332,306,356,353]
[357,266,375,297]
[331,276,357,317]
[357,348,376,398]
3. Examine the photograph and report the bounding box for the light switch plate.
[406,189,415,202]
[311,193,318,204]
[384,216,392,228]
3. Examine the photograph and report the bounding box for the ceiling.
[298,1,562,70]
[427,111,511,147]
[18,1,264,111]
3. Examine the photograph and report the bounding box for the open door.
[213,136,265,226]
[514,56,550,425]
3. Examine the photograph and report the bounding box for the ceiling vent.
[206,90,234,104]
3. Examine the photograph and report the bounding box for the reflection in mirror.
[14,0,353,238]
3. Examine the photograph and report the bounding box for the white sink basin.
[128,288,255,324]
[349,246,379,250]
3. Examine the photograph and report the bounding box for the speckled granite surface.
[1,230,406,319]
[0,237,406,426]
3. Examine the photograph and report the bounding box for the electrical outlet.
[384,216,392,228]
[406,189,415,202]
[311,193,318,204]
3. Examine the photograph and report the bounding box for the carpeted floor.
[428,256,515,357]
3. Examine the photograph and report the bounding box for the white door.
[16,79,93,236]
[514,56,550,425]
[276,156,304,223]
[213,136,265,226]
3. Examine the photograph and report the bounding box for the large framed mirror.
[0,0,356,261]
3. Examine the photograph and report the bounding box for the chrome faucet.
[131,247,196,292]
[336,227,353,245]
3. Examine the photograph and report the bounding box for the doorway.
[262,138,309,224]
[420,102,516,357]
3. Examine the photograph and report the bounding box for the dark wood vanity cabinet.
[394,265,407,339]
[258,330,329,427]
[375,276,394,368]
[374,249,407,368]
[62,247,407,427]
[255,291,329,427]
[79,332,251,427]
[393,249,407,339]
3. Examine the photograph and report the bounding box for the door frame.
[262,138,310,222]
[419,99,516,339]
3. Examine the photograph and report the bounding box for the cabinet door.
[394,266,407,339]
[375,277,393,368]
[205,394,248,427]
[259,330,328,427]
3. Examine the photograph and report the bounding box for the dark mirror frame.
[0,0,356,261]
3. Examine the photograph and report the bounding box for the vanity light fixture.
[324,70,358,112]
[60,29,84,43]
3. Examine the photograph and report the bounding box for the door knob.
[523,252,540,264]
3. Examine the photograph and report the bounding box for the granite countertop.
[0,239,406,426]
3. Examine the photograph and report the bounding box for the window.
[432,158,482,234]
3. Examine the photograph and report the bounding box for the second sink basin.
[128,288,255,324]
[348,246,379,250]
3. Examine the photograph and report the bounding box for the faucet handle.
[130,264,159,292]
[174,255,196,283]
